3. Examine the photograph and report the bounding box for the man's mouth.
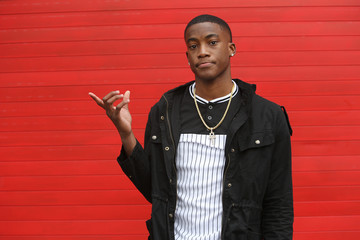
[197,62,214,68]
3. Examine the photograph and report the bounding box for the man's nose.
[198,44,210,58]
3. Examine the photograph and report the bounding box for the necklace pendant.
[209,129,216,146]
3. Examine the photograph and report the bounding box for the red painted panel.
[0,205,151,220]
[295,201,360,216]
[0,190,149,206]
[1,1,360,238]
[0,220,148,235]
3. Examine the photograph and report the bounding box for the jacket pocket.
[239,131,274,152]
[225,203,263,240]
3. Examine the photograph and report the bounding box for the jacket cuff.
[117,140,142,173]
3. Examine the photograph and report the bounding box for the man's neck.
[194,77,234,101]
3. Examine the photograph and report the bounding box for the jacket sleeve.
[261,106,294,239]
[117,110,153,203]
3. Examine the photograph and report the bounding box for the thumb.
[123,90,130,109]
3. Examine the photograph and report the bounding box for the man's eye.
[209,41,217,45]
[189,44,197,49]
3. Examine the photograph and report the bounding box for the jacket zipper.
[163,95,178,239]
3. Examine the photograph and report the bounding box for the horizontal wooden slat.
[1,52,360,73]
[295,201,360,217]
[0,145,123,161]
[0,114,146,132]
[293,156,360,171]
[292,140,360,156]
[295,215,360,231]
[1,22,360,44]
[1,0,359,15]
[1,66,359,87]
[0,220,148,235]
[294,232,360,240]
[2,110,359,132]
[1,126,359,147]
[289,110,360,126]
[0,205,151,220]
[0,171,359,191]
[0,175,136,191]
[294,186,360,201]
[0,190,149,206]
[0,160,122,176]
[1,36,360,58]
[1,7,360,30]
[0,99,157,117]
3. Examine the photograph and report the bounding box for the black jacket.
[118,79,294,240]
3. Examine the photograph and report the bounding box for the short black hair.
[184,14,232,42]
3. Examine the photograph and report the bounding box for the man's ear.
[229,43,236,57]
[186,51,190,64]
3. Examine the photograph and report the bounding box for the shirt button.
[152,135,157,140]
[255,140,261,144]
[208,105,213,110]
[165,146,170,151]
[169,213,173,218]
[207,115,212,120]
[227,183,232,188]
[160,116,165,120]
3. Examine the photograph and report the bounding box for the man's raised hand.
[89,90,132,138]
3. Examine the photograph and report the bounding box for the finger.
[103,90,120,102]
[89,92,105,108]
[107,94,124,106]
[115,92,130,113]
[122,91,131,110]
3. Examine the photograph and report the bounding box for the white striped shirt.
[174,133,226,240]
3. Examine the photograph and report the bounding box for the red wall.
[1,0,360,239]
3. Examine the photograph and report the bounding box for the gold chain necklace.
[193,82,235,145]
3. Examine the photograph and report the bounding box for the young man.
[89,14,293,240]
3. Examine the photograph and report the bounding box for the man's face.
[185,22,235,81]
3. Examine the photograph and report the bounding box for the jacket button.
[169,178,172,184]
[165,146,170,151]
[227,183,232,188]
[169,213,173,218]
[231,148,235,153]
[255,140,260,144]
[160,116,165,120]
[152,135,157,140]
